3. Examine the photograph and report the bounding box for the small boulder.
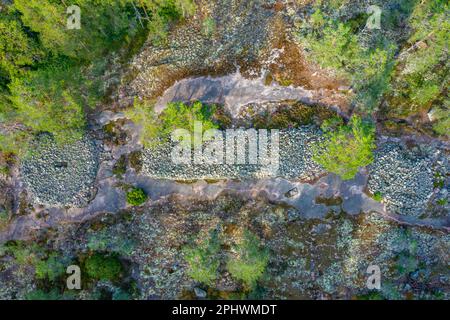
[194,287,207,299]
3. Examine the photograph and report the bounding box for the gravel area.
[142,126,325,181]
[21,135,101,207]
[19,127,448,221]
[120,0,274,102]
[368,142,448,218]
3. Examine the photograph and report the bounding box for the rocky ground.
[116,0,348,110]
[368,141,449,218]
[20,135,101,207]
[0,0,448,300]
[142,126,324,180]
[0,194,448,300]
[1,97,447,300]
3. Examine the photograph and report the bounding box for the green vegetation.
[1,241,43,267]
[392,229,422,280]
[202,17,216,37]
[25,289,66,300]
[128,151,143,172]
[87,229,135,256]
[298,6,396,112]
[34,254,66,282]
[356,291,385,300]
[372,191,383,202]
[183,229,270,290]
[183,230,221,286]
[112,288,133,300]
[1,240,134,299]
[9,58,87,144]
[430,106,449,137]
[84,253,123,281]
[265,104,314,128]
[0,210,9,230]
[251,103,336,129]
[126,187,148,206]
[387,0,449,125]
[125,100,219,148]
[226,231,269,289]
[297,0,448,124]
[313,116,376,180]
[113,155,127,176]
[0,0,196,156]
[0,241,68,283]
[433,172,445,189]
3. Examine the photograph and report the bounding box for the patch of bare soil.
[264,17,352,112]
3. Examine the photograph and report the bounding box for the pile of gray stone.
[368,142,448,217]
[141,126,325,181]
[21,135,100,207]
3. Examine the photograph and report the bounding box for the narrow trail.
[1,167,448,243]
[154,70,346,118]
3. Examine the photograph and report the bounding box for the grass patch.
[126,187,148,206]
[183,230,221,286]
[313,116,376,180]
[125,100,219,148]
[84,253,123,282]
[113,155,127,177]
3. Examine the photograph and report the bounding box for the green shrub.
[9,58,87,144]
[113,155,127,176]
[0,210,10,230]
[301,20,360,75]
[183,230,221,286]
[0,0,196,156]
[2,241,43,266]
[226,231,269,289]
[433,172,445,189]
[0,10,41,87]
[357,291,385,300]
[146,0,196,43]
[381,281,403,300]
[126,187,148,206]
[25,289,64,300]
[129,151,143,172]
[268,104,315,129]
[396,251,419,275]
[386,0,449,117]
[2,241,68,282]
[112,288,132,300]
[125,100,219,148]
[13,0,144,61]
[313,116,376,180]
[298,9,396,112]
[84,253,123,281]
[372,191,383,202]
[25,289,76,300]
[202,17,216,37]
[431,106,450,137]
[124,100,160,148]
[34,253,66,282]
